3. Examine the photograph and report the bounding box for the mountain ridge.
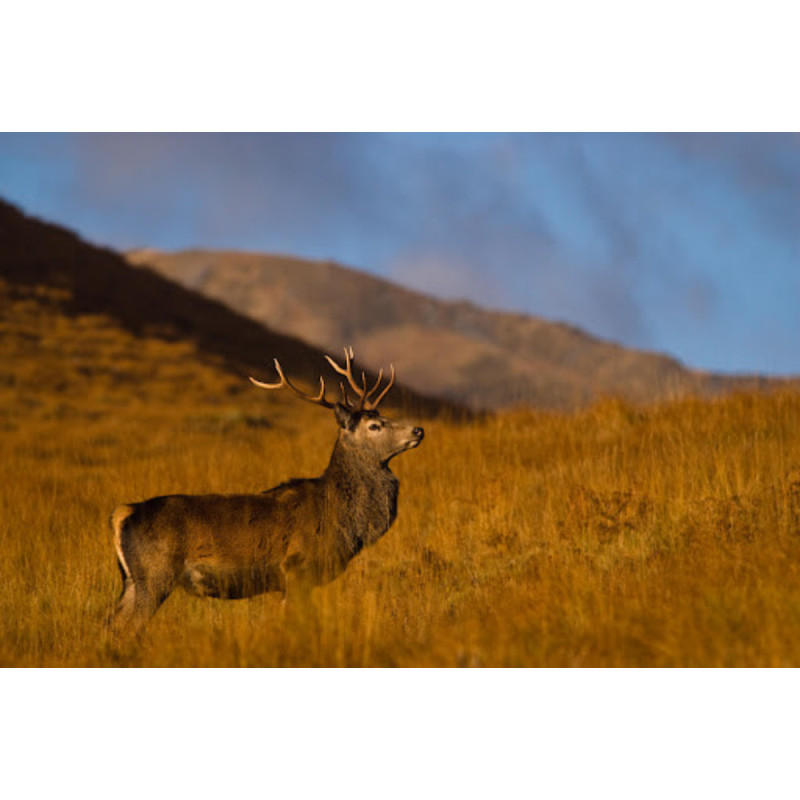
[127,247,778,410]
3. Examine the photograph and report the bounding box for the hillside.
[0,200,460,418]
[127,248,774,410]
[5,200,800,667]
[5,286,800,666]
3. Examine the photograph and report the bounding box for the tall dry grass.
[3,284,800,666]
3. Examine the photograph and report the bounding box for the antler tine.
[325,347,366,405]
[249,358,288,390]
[363,368,384,403]
[363,363,395,410]
[249,359,334,408]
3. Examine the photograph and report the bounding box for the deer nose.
[412,427,424,439]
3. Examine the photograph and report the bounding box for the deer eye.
[368,422,382,431]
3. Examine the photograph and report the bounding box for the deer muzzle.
[407,427,425,448]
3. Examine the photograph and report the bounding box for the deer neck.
[323,438,399,549]
[324,438,398,497]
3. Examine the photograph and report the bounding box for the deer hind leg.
[111,569,178,636]
[109,505,178,635]
[110,569,137,633]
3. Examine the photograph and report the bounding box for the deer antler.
[250,350,395,411]
[325,347,395,410]
[249,359,335,408]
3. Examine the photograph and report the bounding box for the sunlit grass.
[4,281,800,666]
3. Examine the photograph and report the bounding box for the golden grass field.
[4,281,800,666]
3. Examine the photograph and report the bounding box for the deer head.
[249,348,423,465]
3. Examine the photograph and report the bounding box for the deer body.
[110,352,423,633]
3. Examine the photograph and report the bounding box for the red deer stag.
[110,349,424,633]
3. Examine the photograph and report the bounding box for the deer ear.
[334,403,357,430]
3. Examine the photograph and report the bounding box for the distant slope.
[127,248,776,410]
[0,200,460,418]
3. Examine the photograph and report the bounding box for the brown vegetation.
[3,276,800,666]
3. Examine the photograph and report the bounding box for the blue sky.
[1,132,798,375]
